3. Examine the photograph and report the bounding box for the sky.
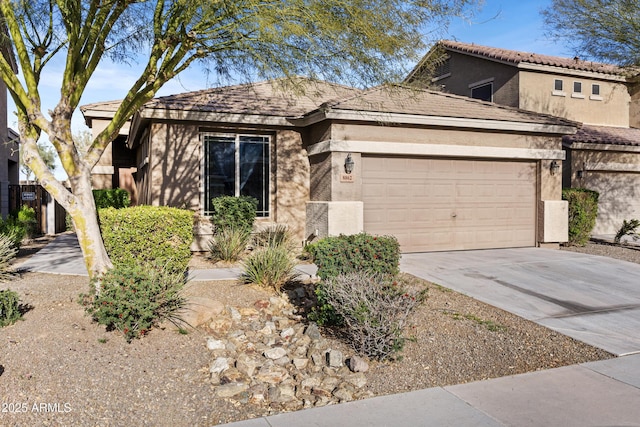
[12,0,570,180]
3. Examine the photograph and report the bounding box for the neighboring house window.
[470,82,493,102]
[554,79,563,91]
[590,84,602,101]
[572,81,584,98]
[202,133,270,217]
[573,82,582,93]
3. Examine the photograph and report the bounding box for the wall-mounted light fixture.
[550,160,560,176]
[344,153,355,174]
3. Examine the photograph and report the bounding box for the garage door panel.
[363,157,536,252]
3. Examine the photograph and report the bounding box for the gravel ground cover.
[0,241,625,426]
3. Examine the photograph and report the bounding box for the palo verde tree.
[542,0,640,66]
[0,0,476,282]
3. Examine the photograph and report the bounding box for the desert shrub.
[99,206,194,273]
[93,189,131,209]
[0,216,27,249]
[253,224,294,250]
[210,196,257,234]
[308,233,400,280]
[319,272,426,361]
[562,188,599,246]
[17,205,37,239]
[0,289,22,327]
[615,219,640,244]
[208,227,251,262]
[80,264,186,342]
[241,246,298,293]
[0,235,18,282]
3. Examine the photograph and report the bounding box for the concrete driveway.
[401,248,640,356]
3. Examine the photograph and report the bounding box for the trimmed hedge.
[308,233,401,280]
[210,196,257,233]
[99,206,194,273]
[93,189,131,209]
[562,188,599,246]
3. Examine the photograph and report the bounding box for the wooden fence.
[8,184,67,234]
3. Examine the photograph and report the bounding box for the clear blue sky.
[14,0,572,179]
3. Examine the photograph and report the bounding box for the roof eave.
[299,109,577,135]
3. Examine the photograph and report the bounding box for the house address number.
[340,173,354,182]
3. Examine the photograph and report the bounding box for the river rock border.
[203,294,372,411]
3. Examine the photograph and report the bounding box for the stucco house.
[0,32,19,218]
[81,78,577,252]
[407,40,640,235]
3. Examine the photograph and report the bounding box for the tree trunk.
[66,176,113,284]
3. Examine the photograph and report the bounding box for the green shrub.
[17,205,37,239]
[80,264,187,342]
[308,233,400,280]
[615,219,640,244]
[241,246,298,293]
[208,227,251,262]
[210,196,257,233]
[99,206,194,273]
[318,272,427,360]
[562,188,599,246]
[93,189,131,209]
[0,289,22,327]
[0,235,18,282]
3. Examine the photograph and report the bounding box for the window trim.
[590,83,602,101]
[201,131,272,218]
[552,79,566,97]
[572,81,584,99]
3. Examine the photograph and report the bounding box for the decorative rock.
[320,375,341,390]
[345,372,368,389]
[239,307,259,317]
[255,365,289,384]
[220,368,249,385]
[278,384,297,402]
[310,352,324,367]
[215,382,249,398]
[280,327,295,339]
[178,297,225,328]
[229,307,242,321]
[208,317,233,334]
[311,386,333,398]
[206,338,226,350]
[236,354,262,377]
[333,387,354,402]
[326,349,344,368]
[209,357,229,375]
[264,347,288,360]
[254,299,270,310]
[300,377,321,391]
[293,358,309,370]
[274,356,290,366]
[304,323,322,341]
[347,355,369,373]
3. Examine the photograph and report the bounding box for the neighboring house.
[82,77,576,253]
[407,40,640,235]
[0,30,19,218]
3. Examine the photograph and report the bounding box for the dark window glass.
[470,83,492,102]
[554,79,563,91]
[592,84,600,96]
[574,81,582,93]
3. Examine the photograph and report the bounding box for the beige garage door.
[362,156,537,252]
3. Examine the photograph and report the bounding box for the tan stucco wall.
[427,52,520,107]
[145,123,310,243]
[567,146,640,234]
[519,71,629,126]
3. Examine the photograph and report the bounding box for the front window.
[573,81,582,93]
[203,133,270,217]
[554,79,563,91]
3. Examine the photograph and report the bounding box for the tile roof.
[564,125,640,146]
[323,85,576,127]
[440,40,625,76]
[142,77,361,118]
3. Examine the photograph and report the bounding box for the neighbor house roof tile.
[564,125,640,146]
[440,40,625,75]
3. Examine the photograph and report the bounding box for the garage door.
[582,171,640,235]
[362,156,536,252]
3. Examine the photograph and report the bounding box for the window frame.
[201,131,272,218]
[590,83,603,101]
[552,79,566,96]
[572,81,585,98]
[468,78,494,102]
